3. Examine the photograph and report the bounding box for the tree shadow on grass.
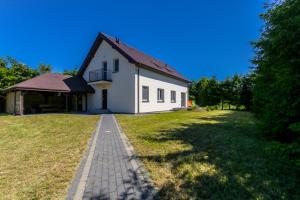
[138,112,300,199]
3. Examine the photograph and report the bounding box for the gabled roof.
[78,32,190,83]
[3,73,94,93]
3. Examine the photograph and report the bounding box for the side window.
[157,88,165,102]
[113,59,119,73]
[171,91,176,103]
[142,86,149,102]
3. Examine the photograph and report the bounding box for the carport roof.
[2,73,95,93]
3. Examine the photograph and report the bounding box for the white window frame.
[142,86,149,102]
[171,90,176,103]
[157,88,164,102]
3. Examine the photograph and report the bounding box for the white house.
[78,32,190,114]
[3,32,190,115]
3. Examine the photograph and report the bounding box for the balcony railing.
[89,69,112,82]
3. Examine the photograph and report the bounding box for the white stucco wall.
[136,67,188,113]
[83,40,136,113]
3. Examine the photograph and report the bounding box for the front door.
[181,92,186,107]
[102,89,107,109]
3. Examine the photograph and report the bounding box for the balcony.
[88,69,112,87]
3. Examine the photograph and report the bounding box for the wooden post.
[65,94,68,113]
[85,94,88,112]
[20,91,24,115]
[75,94,78,112]
[14,91,16,115]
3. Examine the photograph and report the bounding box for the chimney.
[115,37,120,44]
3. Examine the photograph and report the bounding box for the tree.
[63,68,78,76]
[38,64,52,74]
[195,77,220,106]
[0,57,38,112]
[0,57,38,91]
[220,77,233,109]
[0,58,6,68]
[252,0,300,140]
[240,73,255,110]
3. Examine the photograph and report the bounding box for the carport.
[3,73,94,115]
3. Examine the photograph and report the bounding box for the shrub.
[265,142,300,166]
[206,105,218,111]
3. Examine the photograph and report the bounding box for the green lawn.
[0,114,99,200]
[117,110,300,199]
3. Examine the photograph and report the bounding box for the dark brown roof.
[3,73,94,93]
[78,32,190,83]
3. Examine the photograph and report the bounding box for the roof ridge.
[79,32,190,82]
[102,33,171,65]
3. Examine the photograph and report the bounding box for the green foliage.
[0,57,38,91]
[190,74,254,110]
[206,105,218,111]
[63,68,78,76]
[240,73,255,110]
[38,63,52,74]
[252,0,300,140]
[265,142,300,166]
[289,122,300,134]
[0,57,38,112]
[196,77,220,106]
[188,80,198,100]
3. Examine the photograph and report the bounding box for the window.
[142,86,149,102]
[157,88,164,102]
[113,59,119,73]
[103,61,107,69]
[171,91,176,103]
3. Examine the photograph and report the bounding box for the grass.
[117,110,300,199]
[0,114,99,200]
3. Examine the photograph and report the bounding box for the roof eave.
[136,63,191,83]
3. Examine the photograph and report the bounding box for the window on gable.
[157,88,164,102]
[171,91,176,103]
[142,86,149,102]
[113,59,119,73]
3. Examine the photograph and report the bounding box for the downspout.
[137,66,140,114]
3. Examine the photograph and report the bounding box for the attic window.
[113,59,119,73]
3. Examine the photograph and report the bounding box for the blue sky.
[0,0,265,80]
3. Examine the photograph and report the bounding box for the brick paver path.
[67,114,155,200]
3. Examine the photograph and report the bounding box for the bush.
[206,105,218,111]
[265,142,300,166]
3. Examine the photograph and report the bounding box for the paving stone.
[68,114,155,199]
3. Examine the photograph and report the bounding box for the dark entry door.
[181,92,186,107]
[102,89,107,109]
